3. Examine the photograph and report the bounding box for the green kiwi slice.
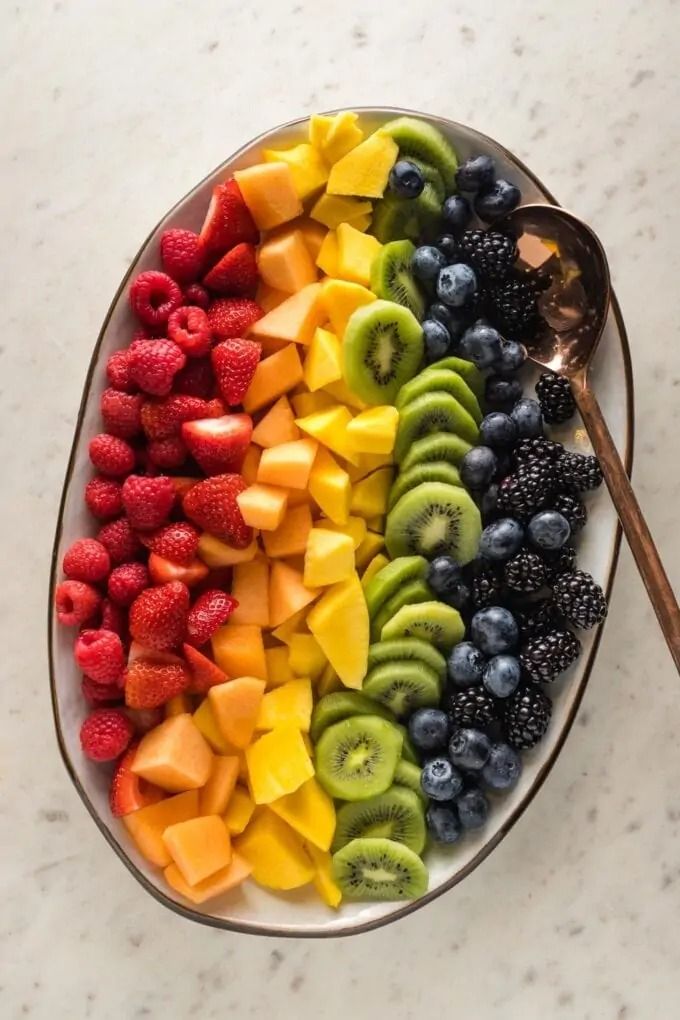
[370,240,424,320]
[400,432,473,470]
[397,369,482,424]
[332,837,428,901]
[315,715,402,801]
[372,184,441,244]
[310,691,394,745]
[364,555,428,618]
[395,724,419,765]
[362,660,441,719]
[381,600,465,652]
[367,638,447,682]
[343,299,424,405]
[427,356,484,401]
[394,760,427,803]
[332,786,426,854]
[394,392,479,461]
[385,482,482,563]
[370,579,433,642]
[388,461,462,510]
[381,116,459,191]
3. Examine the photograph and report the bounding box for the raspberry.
[75,628,126,685]
[183,283,210,309]
[107,562,150,607]
[127,337,186,397]
[121,474,175,530]
[129,270,183,327]
[203,242,258,295]
[85,477,123,520]
[81,677,124,706]
[167,305,212,358]
[100,388,143,439]
[160,228,205,284]
[140,394,211,440]
[97,517,140,564]
[99,597,127,636]
[129,580,190,651]
[186,589,238,645]
[182,473,252,546]
[173,357,214,398]
[106,349,135,392]
[211,338,261,405]
[80,708,134,762]
[88,433,136,477]
[63,538,111,583]
[148,522,199,565]
[124,659,190,710]
[55,580,101,626]
[147,436,187,469]
[207,297,263,341]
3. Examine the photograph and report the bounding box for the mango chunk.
[257,227,317,294]
[335,222,382,286]
[261,503,313,559]
[303,528,355,587]
[346,450,394,483]
[317,662,343,697]
[310,193,372,230]
[316,515,367,550]
[288,632,328,682]
[123,791,199,867]
[198,533,258,569]
[320,278,376,337]
[251,396,299,448]
[291,389,335,418]
[164,853,251,904]
[354,529,385,570]
[346,405,399,455]
[229,557,270,629]
[290,217,327,261]
[131,715,213,793]
[308,446,351,525]
[270,778,336,852]
[270,606,309,645]
[269,560,319,628]
[245,727,315,804]
[310,111,364,164]
[303,327,342,392]
[212,624,267,681]
[315,230,339,277]
[234,162,302,229]
[242,344,304,414]
[200,756,240,816]
[236,484,288,532]
[208,677,266,749]
[327,131,399,198]
[193,699,233,754]
[264,645,296,688]
[249,282,324,348]
[304,842,342,908]
[350,466,394,519]
[361,552,390,589]
[262,143,329,201]
[306,573,369,689]
[163,814,232,886]
[257,437,318,489]
[256,677,313,731]
[323,377,368,413]
[295,405,358,465]
[235,807,314,889]
[224,786,256,836]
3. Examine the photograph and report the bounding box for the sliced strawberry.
[128,580,190,651]
[181,414,253,475]
[199,179,259,255]
[186,589,238,646]
[203,243,258,296]
[147,522,200,565]
[211,338,261,405]
[182,474,252,547]
[207,298,263,341]
[109,744,165,817]
[124,658,191,709]
[140,394,214,441]
[148,553,209,587]
[183,642,228,693]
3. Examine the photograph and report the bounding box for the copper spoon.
[500,203,680,671]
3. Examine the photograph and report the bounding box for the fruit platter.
[49,109,633,936]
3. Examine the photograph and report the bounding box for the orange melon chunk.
[257,228,317,294]
[236,484,288,532]
[197,533,258,569]
[163,814,232,886]
[235,807,314,890]
[208,677,266,749]
[233,162,302,230]
[256,677,313,731]
[200,756,240,816]
[212,624,267,681]
[290,218,327,261]
[255,282,289,313]
[245,727,315,805]
[224,786,256,836]
[165,693,192,718]
[251,396,299,448]
[164,852,251,904]
[262,143,329,201]
[249,283,324,347]
[261,503,313,559]
[123,791,199,867]
[131,714,213,793]
[240,445,261,484]
[256,438,318,490]
[269,777,336,851]
[270,606,308,645]
[290,390,335,418]
[269,561,319,628]
[242,345,304,414]
[229,558,270,628]
[193,699,233,754]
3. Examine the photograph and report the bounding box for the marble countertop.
[3,0,680,1016]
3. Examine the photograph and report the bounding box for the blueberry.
[412,245,447,283]
[459,322,503,368]
[460,446,498,489]
[511,397,544,438]
[528,510,571,550]
[436,234,458,261]
[479,518,524,561]
[449,727,492,770]
[442,581,471,611]
[475,179,522,222]
[408,708,450,754]
[427,556,463,597]
[442,194,473,231]
[421,757,464,801]
[456,787,490,829]
[426,802,462,844]
[470,606,518,654]
[482,654,521,698]
[485,375,523,408]
[479,412,518,450]
[447,641,486,686]
[455,154,496,193]
[422,318,451,363]
[480,483,499,522]
[492,338,526,376]
[388,159,425,199]
[436,263,478,308]
[428,303,466,342]
[482,742,523,790]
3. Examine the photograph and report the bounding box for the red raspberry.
[107,562,150,606]
[182,473,252,546]
[89,433,136,477]
[160,228,205,284]
[55,580,101,626]
[85,477,123,520]
[63,538,111,583]
[207,298,263,341]
[81,677,124,706]
[167,305,212,358]
[121,474,175,530]
[124,659,190,710]
[141,394,219,440]
[75,628,125,685]
[127,337,186,397]
[183,283,210,309]
[99,597,127,637]
[80,708,134,762]
[203,242,258,295]
[148,522,199,566]
[100,388,143,439]
[106,349,135,392]
[173,357,214,398]
[129,580,190,651]
[147,436,187,469]
[186,589,238,646]
[211,337,261,405]
[129,270,183,327]
[97,517,140,564]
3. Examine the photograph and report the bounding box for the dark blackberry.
[487,273,546,340]
[535,372,576,424]
[446,686,498,731]
[550,492,587,533]
[544,544,577,580]
[470,568,504,608]
[513,436,563,465]
[520,628,581,682]
[496,459,555,520]
[557,451,603,492]
[453,229,518,281]
[503,549,548,593]
[553,570,607,629]
[513,598,562,640]
[505,685,552,750]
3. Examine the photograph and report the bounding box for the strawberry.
[85,477,123,520]
[167,305,212,358]
[199,179,259,255]
[107,561,150,606]
[106,349,135,392]
[183,283,210,309]
[203,242,258,295]
[129,580,190,650]
[173,357,214,398]
[100,388,143,439]
[55,580,101,626]
[80,708,134,762]
[183,642,227,693]
[97,517,141,564]
[63,538,111,583]
[169,476,200,500]
[109,744,165,817]
[129,270,183,327]
[75,628,125,686]
[121,474,175,530]
[124,658,190,709]
[89,433,136,477]
[82,677,124,706]
[160,228,205,284]
[186,589,238,646]
[211,337,261,405]
[99,597,128,638]
[127,337,186,397]
[181,414,253,475]
[147,436,187,469]
[148,522,199,565]
[124,706,165,734]
[207,298,263,341]
[141,394,215,441]
[182,474,252,547]
[148,553,208,587]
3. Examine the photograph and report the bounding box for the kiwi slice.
[400,432,473,472]
[367,638,447,682]
[388,461,462,510]
[315,715,402,801]
[394,393,479,461]
[362,660,441,719]
[427,356,484,401]
[310,691,394,744]
[343,299,424,406]
[381,600,465,652]
[364,556,427,618]
[385,482,482,563]
[372,184,441,245]
[370,578,433,642]
[332,786,426,854]
[394,760,427,803]
[396,724,419,765]
[397,369,482,424]
[381,116,459,192]
[332,837,428,901]
[370,240,424,320]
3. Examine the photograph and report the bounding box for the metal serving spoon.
[500,203,680,671]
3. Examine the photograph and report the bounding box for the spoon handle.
[573,378,680,672]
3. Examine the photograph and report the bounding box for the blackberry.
[513,598,561,640]
[470,569,504,608]
[496,459,555,520]
[544,544,577,580]
[535,372,576,424]
[446,686,498,731]
[550,492,587,533]
[487,273,546,340]
[513,436,563,465]
[520,628,581,682]
[504,549,548,593]
[553,570,607,629]
[453,229,518,281]
[557,451,603,492]
[505,685,552,750]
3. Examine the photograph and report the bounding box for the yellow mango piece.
[193,698,233,754]
[346,405,399,455]
[249,282,324,348]
[245,727,315,805]
[224,786,255,836]
[288,632,327,682]
[255,282,289,313]
[290,217,327,261]
[198,532,258,568]
[261,503,313,559]
[164,853,251,904]
[320,278,376,337]
[242,344,304,414]
[346,450,394,483]
[270,777,336,852]
[209,677,266,749]
[303,327,342,392]
[163,814,232,886]
[270,607,308,645]
[317,662,343,697]
[256,677,313,731]
[124,791,199,868]
[234,162,302,229]
[251,395,299,448]
[200,756,240,816]
[257,227,317,294]
[308,446,351,525]
[131,715,213,793]
[310,111,364,164]
[165,693,192,718]
[310,193,372,230]
[366,515,384,533]
[304,842,342,908]
[229,557,270,628]
[306,572,369,689]
[315,230,339,277]
[235,807,314,890]
[355,529,385,570]
[295,405,358,465]
[236,484,288,532]
[303,528,355,587]
[323,377,367,412]
[269,560,319,628]
[257,437,318,489]
[291,389,335,418]
[327,130,399,198]
[264,645,295,689]
[361,552,390,588]
[212,624,267,681]
[348,212,372,232]
[335,222,382,286]
[262,143,329,201]
[316,515,367,550]
[350,466,394,519]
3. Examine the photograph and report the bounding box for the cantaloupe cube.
[165,693,192,717]
[308,447,351,525]
[295,406,358,465]
[240,445,262,485]
[320,278,376,336]
[224,786,256,835]
[290,390,335,418]
[242,344,303,414]
[259,336,293,358]
[249,283,324,349]
[270,778,336,852]
[234,162,302,230]
[208,677,266,749]
[303,528,355,587]
[288,632,327,682]
[251,396,299,448]
[316,515,368,549]
[327,131,399,198]
[255,282,289,313]
[286,488,311,509]
[270,606,308,645]
[350,466,394,519]
[212,624,267,681]
[335,223,382,286]
[163,814,232,886]
[257,438,318,490]
[307,573,369,689]
[354,529,385,570]
[346,405,399,454]
[164,853,251,904]
[193,699,233,754]
[304,842,342,908]
[262,143,329,201]
[316,230,339,276]
[256,677,313,731]
[235,807,314,889]
[264,645,296,688]
[131,715,213,793]
[123,791,199,867]
[289,218,327,261]
[229,558,270,628]
[269,560,319,628]
[346,450,393,483]
[264,506,311,562]
[200,756,240,816]
[310,193,372,230]
[245,727,315,804]
[303,327,342,392]
[360,552,390,588]
[197,533,259,568]
[257,228,317,294]
[236,484,288,532]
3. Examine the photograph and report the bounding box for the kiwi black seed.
[397,368,483,424]
[343,299,424,405]
[394,392,480,461]
[332,837,429,901]
[314,715,403,801]
[362,660,441,719]
[385,481,482,564]
[332,786,426,855]
[370,239,425,320]
[388,461,462,510]
[400,432,473,471]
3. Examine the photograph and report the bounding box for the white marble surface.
[2,0,680,1016]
